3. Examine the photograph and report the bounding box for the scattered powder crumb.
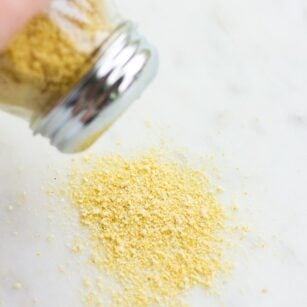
[216,187,223,194]
[7,205,14,211]
[17,166,25,173]
[47,190,55,196]
[261,288,268,294]
[16,191,27,205]
[86,291,104,307]
[144,119,153,128]
[115,138,123,146]
[47,234,56,242]
[83,155,94,163]
[96,277,104,291]
[72,239,85,254]
[241,226,249,233]
[63,150,241,306]
[231,205,239,212]
[83,277,92,289]
[239,288,245,295]
[58,265,66,273]
[32,298,38,304]
[36,252,41,256]
[12,282,23,290]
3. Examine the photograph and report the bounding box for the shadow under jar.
[0,0,158,153]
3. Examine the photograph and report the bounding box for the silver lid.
[34,21,158,153]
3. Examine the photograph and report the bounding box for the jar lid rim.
[34,21,158,153]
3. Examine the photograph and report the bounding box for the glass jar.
[0,0,158,153]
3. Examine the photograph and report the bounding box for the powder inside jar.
[0,0,112,118]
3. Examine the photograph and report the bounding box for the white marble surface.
[1,0,307,306]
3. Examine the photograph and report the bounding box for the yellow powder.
[68,151,229,306]
[7,14,89,93]
[0,13,90,115]
[0,0,111,116]
[12,282,23,290]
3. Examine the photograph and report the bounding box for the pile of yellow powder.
[67,151,230,306]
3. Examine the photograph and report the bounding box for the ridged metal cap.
[34,21,158,153]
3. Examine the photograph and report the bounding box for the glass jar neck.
[34,21,158,153]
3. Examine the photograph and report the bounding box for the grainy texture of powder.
[68,152,229,306]
[0,0,111,115]
[0,13,89,115]
[5,14,90,94]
